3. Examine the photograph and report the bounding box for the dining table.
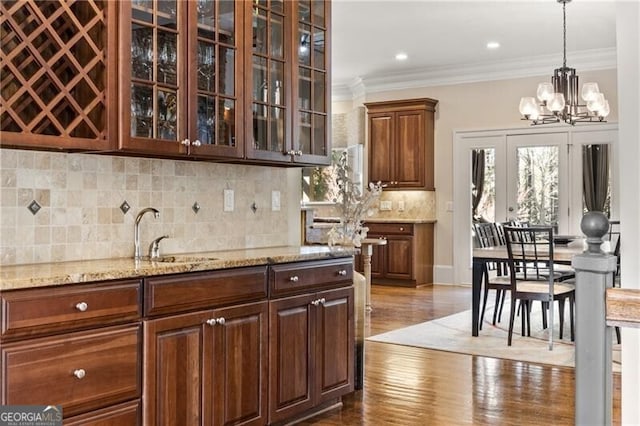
[471,242,585,336]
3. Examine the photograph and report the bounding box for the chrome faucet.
[134,207,159,260]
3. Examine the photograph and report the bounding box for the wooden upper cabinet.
[244,0,331,165]
[119,0,244,159]
[365,98,438,190]
[0,0,117,151]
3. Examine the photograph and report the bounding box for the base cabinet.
[143,301,268,426]
[269,287,354,423]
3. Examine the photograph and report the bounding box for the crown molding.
[331,48,617,102]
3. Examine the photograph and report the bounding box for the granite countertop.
[0,246,355,291]
[364,218,437,224]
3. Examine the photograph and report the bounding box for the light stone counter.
[364,218,437,224]
[0,246,355,291]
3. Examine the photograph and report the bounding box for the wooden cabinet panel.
[1,325,141,418]
[1,280,141,340]
[65,400,141,426]
[270,258,352,296]
[144,267,267,316]
[385,237,413,280]
[365,98,437,190]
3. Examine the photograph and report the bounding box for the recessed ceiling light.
[395,52,408,61]
[486,41,500,50]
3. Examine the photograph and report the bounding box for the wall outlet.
[271,190,281,211]
[223,189,234,212]
[398,200,405,211]
[446,201,454,212]
[380,200,392,211]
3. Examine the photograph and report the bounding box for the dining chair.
[503,226,575,349]
[607,220,621,344]
[477,222,511,329]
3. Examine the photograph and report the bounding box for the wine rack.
[0,0,113,150]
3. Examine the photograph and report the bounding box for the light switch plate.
[398,200,405,211]
[223,189,234,212]
[380,200,392,211]
[271,190,281,211]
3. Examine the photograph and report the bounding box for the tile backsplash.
[0,149,296,266]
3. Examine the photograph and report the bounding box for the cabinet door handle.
[319,298,326,305]
[206,318,217,326]
[310,299,319,306]
[217,317,225,325]
[289,276,299,282]
[75,302,88,312]
[73,369,86,379]
[338,269,347,276]
[192,139,202,147]
[181,138,190,146]
[296,150,302,156]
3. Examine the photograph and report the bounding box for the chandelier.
[519,0,610,125]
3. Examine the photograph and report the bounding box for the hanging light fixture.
[519,0,610,125]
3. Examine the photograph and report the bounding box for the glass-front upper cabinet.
[292,0,331,165]
[120,0,242,158]
[245,0,292,163]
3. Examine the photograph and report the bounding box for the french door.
[453,126,617,285]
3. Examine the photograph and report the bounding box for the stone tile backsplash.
[0,149,296,266]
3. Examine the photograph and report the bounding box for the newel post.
[572,211,617,426]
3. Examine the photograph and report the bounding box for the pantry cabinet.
[365,98,438,190]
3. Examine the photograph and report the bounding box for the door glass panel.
[157,0,177,24]
[131,25,153,81]
[218,98,235,147]
[312,114,325,155]
[253,56,268,102]
[515,146,559,227]
[131,84,153,138]
[270,14,284,58]
[157,89,177,140]
[271,0,284,14]
[298,24,311,66]
[271,107,285,152]
[312,0,325,26]
[253,104,267,150]
[197,95,215,145]
[132,1,153,23]
[271,61,284,105]
[218,0,234,43]
[252,7,268,55]
[471,148,496,223]
[582,144,611,216]
[299,67,311,110]
[157,31,177,85]
[299,0,311,21]
[197,0,215,28]
[197,41,216,92]
[313,28,325,68]
[313,70,325,112]
[299,112,311,154]
[219,46,234,96]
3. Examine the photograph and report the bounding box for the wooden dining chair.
[503,226,575,348]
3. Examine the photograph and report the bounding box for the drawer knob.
[75,302,88,312]
[338,269,347,276]
[73,369,86,379]
[319,298,326,305]
[399,227,404,231]
[289,276,299,282]
[311,299,319,306]
[206,317,226,326]
[217,317,225,325]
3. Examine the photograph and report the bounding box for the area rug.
[367,306,621,372]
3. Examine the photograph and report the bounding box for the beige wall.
[0,150,300,265]
[345,68,618,277]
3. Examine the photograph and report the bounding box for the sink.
[146,255,219,263]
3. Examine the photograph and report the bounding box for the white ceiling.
[331,0,617,99]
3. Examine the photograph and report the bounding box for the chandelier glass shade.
[519,0,609,125]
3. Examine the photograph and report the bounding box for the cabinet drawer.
[1,325,141,417]
[145,266,267,316]
[1,280,141,340]
[65,400,140,425]
[366,222,414,235]
[270,258,353,296]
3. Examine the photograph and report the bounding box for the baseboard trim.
[434,265,454,284]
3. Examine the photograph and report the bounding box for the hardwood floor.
[299,284,621,425]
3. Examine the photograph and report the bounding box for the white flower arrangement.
[328,151,382,247]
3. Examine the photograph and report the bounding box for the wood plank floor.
[300,284,621,425]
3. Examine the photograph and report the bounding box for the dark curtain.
[583,144,609,212]
[471,149,485,220]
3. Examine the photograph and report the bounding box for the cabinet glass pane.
[313,70,325,112]
[131,25,153,81]
[252,103,268,150]
[131,84,154,138]
[271,107,285,152]
[298,24,311,66]
[253,56,268,102]
[197,41,216,92]
[219,47,235,96]
[218,0,235,44]
[312,0,325,27]
[157,31,177,85]
[313,28,325,69]
[157,0,177,27]
[132,1,153,23]
[313,114,326,155]
[218,98,235,147]
[270,14,284,59]
[197,95,215,145]
[299,67,311,110]
[299,112,311,154]
[253,7,268,55]
[196,0,215,28]
[271,0,284,14]
[271,61,284,106]
[157,89,177,140]
[299,0,311,21]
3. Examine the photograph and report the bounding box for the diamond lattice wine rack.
[0,0,115,150]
